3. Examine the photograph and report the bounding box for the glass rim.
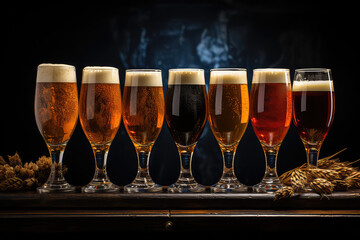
[169,68,204,72]
[295,68,331,73]
[253,68,289,72]
[126,69,161,72]
[83,66,118,71]
[210,68,246,71]
[38,63,75,70]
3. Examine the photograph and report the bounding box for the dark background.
[2,1,359,188]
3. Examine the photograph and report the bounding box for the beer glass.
[292,68,335,173]
[208,69,249,192]
[165,69,208,193]
[35,63,78,193]
[79,66,121,193]
[250,69,292,192]
[122,69,165,193]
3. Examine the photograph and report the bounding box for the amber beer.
[292,81,335,146]
[122,69,164,192]
[250,69,292,147]
[122,70,165,146]
[79,66,121,193]
[35,63,78,193]
[79,67,121,149]
[35,64,78,149]
[208,68,249,192]
[208,69,249,148]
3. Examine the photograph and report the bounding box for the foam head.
[293,80,334,92]
[82,66,119,84]
[168,69,205,85]
[125,69,162,87]
[210,68,247,85]
[36,63,76,83]
[252,68,290,84]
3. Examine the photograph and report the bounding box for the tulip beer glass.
[122,69,165,193]
[250,69,292,192]
[208,68,249,192]
[165,69,208,193]
[35,63,78,193]
[79,66,122,192]
[292,68,335,176]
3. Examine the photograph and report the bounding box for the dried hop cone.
[0,156,7,165]
[36,156,52,184]
[0,177,24,191]
[274,186,294,200]
[23,177,38,190]
[310,178,334,195]
[7,152,22,167]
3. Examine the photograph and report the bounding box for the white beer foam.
[292,80,334,92]
[168,69,205,85]
[82,66,119,84]
[210,70,247,84]
[37,63,76,83]
[125,70,162,87]
[252,69,290,84]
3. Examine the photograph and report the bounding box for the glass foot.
[37,180,76,193]
[168,177,206,193]
[82,180,120,193]
[211,178,248,193]
[252,177,283,193]
[124,178,163,193]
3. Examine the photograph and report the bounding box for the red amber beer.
[250,69,292,192]
[250,71,292,147]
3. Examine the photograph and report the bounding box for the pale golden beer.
[122,70,165,146]
[122,69,165,192]
[208,69,249,148]
[79,67,122,149]
[34,63,78,193]
[208,68,249,192]
[35,64,78,149]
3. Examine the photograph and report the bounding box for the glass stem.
[92,148,109,183]
[47,148,66,184]
[178,144,196,181]
[263,145,280,180]
[305,146,320,169]
[135,145,152,180]
[220,146,236,182]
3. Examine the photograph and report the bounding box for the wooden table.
[1,190,359,234]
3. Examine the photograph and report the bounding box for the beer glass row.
[34,64,335,193]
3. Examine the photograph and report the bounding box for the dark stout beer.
[165,70,207,147]
[292,81,335,146]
